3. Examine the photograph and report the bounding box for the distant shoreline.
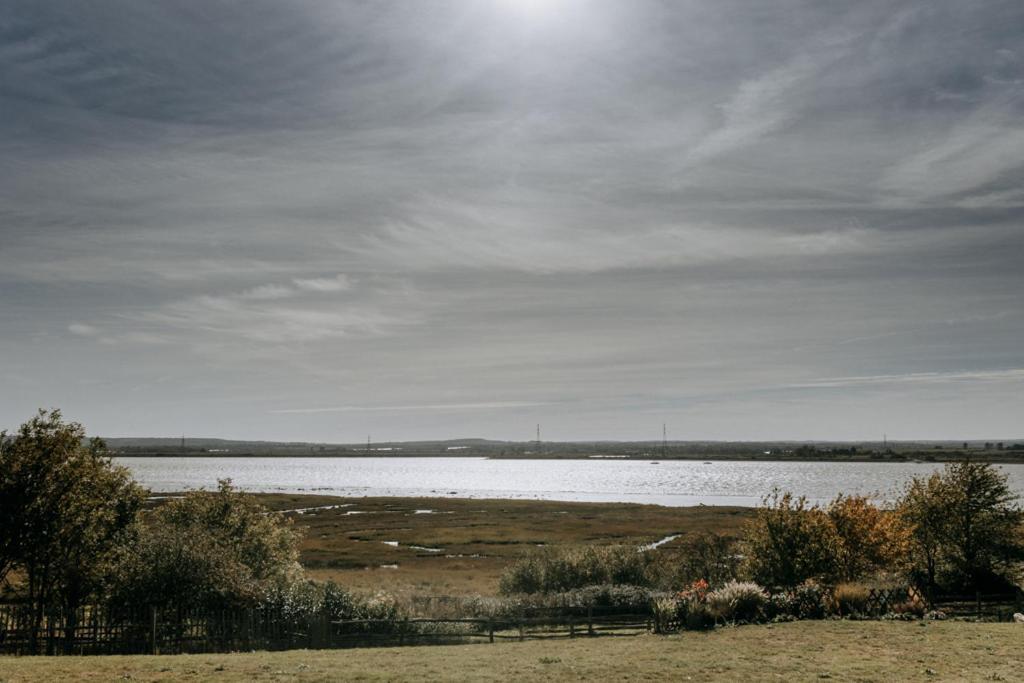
[111,451,1024,464]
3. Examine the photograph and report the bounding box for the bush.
[741,491,840,589]
[258,580,409,636]
[499,545,655,594]
[662,533,741,588]
[890,598,926,618]
[743,490,908,589]
[682,601,716,630]
[766,592,797,621]
[652,597,680,633]
[791,581,830,620]
[705,581,768,623]
[494,584,659,615]
[832,582,871,617]
[107,480,303,611]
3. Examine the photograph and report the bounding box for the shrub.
[499,545,655,594]
[652,597,680,633]
[766,592,797,620]
[257,581,409,637]
[107,480,303,611]
[791,581,829,619]
[662,533,741,589]
[495,584,659,615]
[832,582,871,617]
[741,490,840,589]
[682,601,715,630]
[705,581,768,623]
[891,599,926,618]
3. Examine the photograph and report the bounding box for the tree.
[827,494,909,582]
[899,461,1024,592]
[938,461,1023,590]
[108,480,303,611]
[741,490,840,588]
[0,410,144,652]
[897,472,948,596]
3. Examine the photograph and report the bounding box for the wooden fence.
[930,589,1024,619]
[0,603,652,656]
[2,586,1021,656]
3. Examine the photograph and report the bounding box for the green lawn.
[1,621,1020,682]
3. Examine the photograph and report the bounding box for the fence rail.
[0,603,652,656]
[2,586,1021,656]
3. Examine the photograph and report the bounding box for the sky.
[2,0,1023,442]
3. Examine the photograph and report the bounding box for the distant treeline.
[103,437,1024,462]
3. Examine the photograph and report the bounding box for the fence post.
[150,606,159,655]
[569,615,575,639]
[976,591,982,618]
[518,618,524,642]
[487,619,494,643]
[587,606,594,636]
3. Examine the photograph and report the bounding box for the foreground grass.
[2,621,1021,682]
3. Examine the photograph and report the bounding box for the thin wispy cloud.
[270,401,553,415]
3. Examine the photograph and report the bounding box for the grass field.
[247,494,752,595]
[1,621,1020,681]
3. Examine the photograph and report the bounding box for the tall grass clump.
[832,582,871,617]
[705,581,768,623]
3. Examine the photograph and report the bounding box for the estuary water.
[114,456,1024,507]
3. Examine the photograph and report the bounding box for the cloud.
[269,401,552,414]
[879,108,1024,206]
[135,293,406,344]
[788,368,1024,390]
[678,27,858,171]
[68,323,99,337]
[240,284,294,300]
[293,274,352,292]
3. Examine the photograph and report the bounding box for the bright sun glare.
[499,0,565,22]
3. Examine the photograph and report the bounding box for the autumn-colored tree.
[827,494,910,582]
[0,410,144,652]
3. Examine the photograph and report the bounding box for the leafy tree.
[0,410,144,652]
[827,494,909,582]
[899,461,1023,592]
[108,480,303,610]
[939,461,1022,589]
[741,490,840,588]
[897,472,949,596]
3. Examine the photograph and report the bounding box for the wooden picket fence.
[0,603,652,656]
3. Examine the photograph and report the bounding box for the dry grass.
[247,495,752,596]
[1,621,1020,681]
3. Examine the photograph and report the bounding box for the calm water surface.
[114,457,1024,507]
